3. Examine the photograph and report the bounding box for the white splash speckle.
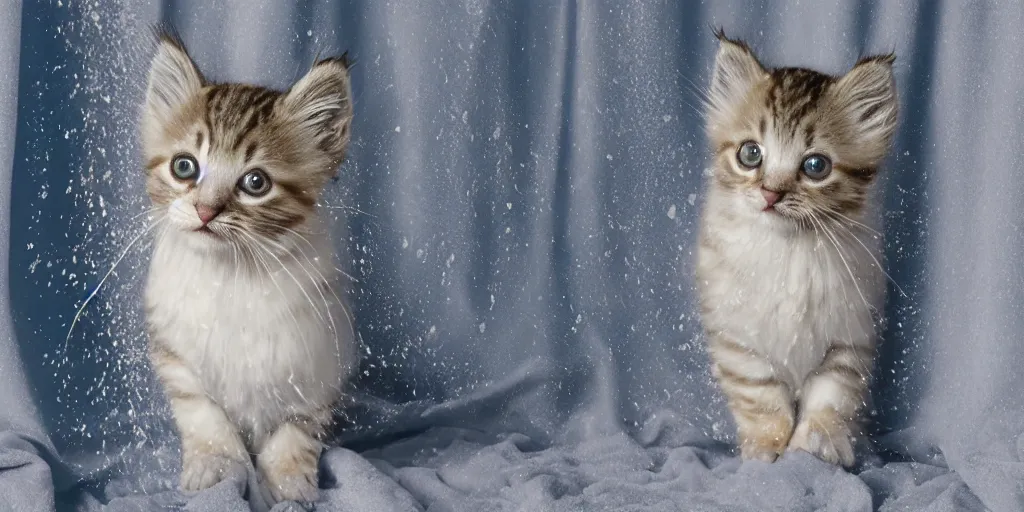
[478,322,486,333]
[394,126,401,133]
[402,237,409,249]
[492,127,501,140]
[606,154,613,161]
[446,253,455,268]
[663,115,672,122]
[687,194,697,206]
[667,204,677,219]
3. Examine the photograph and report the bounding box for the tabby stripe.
[818,362,865,386]
[716,363,784,388]
[232,112,260,151]
[278,181,315,207]
[817,344,873,387]
[711,336,755,356]
[244,142,258,164]
[145,156,167,171]
[825,343,874,360]
[202,105,216,148]
[231,90,278,151]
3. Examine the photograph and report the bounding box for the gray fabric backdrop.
[0,0,1021,511]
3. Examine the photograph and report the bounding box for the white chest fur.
[145,227,357,439]
[697,190,884,389]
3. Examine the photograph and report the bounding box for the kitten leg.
[256,406,332,504]
[708,335,795,462]
[789,343,872,467]
[151,344,248,491]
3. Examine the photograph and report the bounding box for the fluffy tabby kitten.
[141,31,357,503]
[696,31,897,467]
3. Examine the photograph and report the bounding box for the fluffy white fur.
[698,185,883,391]
[146,219,356,447]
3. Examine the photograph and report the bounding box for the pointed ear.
[144,30,204,128]
[706,30,767,126]
[830,54,898,163]
[281,55,353,161]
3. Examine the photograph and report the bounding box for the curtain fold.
[0,2,67,511]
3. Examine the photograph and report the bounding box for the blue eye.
[170,154,198,180]
[801,154,832,180]
[238,169,272,196]
[737,141,763,168]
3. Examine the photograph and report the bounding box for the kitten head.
[704,30,897,226]
[141,29,353,251]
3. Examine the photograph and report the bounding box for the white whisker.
[813,214,874,316]
[64,216,165,354]
[261,235,354,369]
[819,209,909,300]
[263,236,339,338]
[808,215,861,367]
[316,202,375,219]
[236,231,311,354]
[820,206,882,238]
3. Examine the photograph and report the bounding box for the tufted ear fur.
[706,29,768,130]
[143,29,205,137]
[281,55,353,163]
[828,54,898,165]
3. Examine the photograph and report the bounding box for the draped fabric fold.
[1,1,1022,511]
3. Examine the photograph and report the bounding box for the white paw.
[258,453,320,504]
[740,443,782,463]
[180,453,244,492]
[788,419,855,467]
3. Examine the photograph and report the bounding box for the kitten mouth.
[195,226,218,237]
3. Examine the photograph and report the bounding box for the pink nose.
[761,188,783,208]
[195,204,223,225]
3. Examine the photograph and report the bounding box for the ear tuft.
[314,50,353,71]
[706,32,767,130]
[282,56,353,161]
[143,28,204,130]
[830,55,898,163]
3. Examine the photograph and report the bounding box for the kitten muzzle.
[196,204,224,226]
[760,187,784,210]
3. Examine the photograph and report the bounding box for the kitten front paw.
[257,456,319,504]
[180,453,245,492]
[257,429,322,504]
[740,443,783,463]
[737,412,793,463]
[788,412,855,467]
